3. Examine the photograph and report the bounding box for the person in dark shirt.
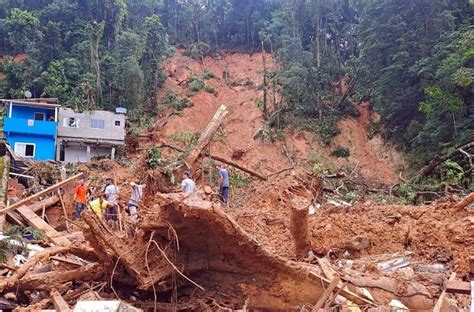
[218,166,230,204]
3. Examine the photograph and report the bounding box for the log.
[159,141,268,180]
[206,154,267,181]
[433,272,456,312]
[289,196,312,258]
[30,195,59,213]
[0,173,84,215]
[51,290,72,312]
[138,193,374,309]
[455,192,474,210]
[184,105,228,167]
[0,244,94,292]
[313,276,341,310]
[15,263,103,291]
[50,256,84,267]
[417,141,474,177]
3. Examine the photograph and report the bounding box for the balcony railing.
[3,117,57,137]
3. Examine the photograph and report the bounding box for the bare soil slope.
[158,51,404,184]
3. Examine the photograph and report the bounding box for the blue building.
[2,100,59,161]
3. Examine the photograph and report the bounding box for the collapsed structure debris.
[0,104,472,311]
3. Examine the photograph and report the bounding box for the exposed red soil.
[0,54,28,78]
[225,171,473,279]
[157,51,404,185]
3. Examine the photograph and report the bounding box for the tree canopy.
[0,0,472,164]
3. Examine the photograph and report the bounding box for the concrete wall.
[63,144,113,163]
[57,108,125,142]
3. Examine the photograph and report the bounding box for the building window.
[63,117,80,128]
[14,143,35,158]
[34,112,45,121]
[91,119,105,129]
[115,120,121,126]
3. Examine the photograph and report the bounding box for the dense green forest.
[0,0,473,167]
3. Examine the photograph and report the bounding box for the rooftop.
[1,99,60,109]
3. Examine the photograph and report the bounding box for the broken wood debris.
[433,272,456,312]
[445,280,471,294]
[16,205,71,246]
[51,290,72,312]
[314,276,342,310]
[0,173,84,215]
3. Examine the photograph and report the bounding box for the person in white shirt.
[127,182,146,220]
[181,171,196,193]
[104,178,119,228]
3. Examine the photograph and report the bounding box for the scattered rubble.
[0,52,472,311]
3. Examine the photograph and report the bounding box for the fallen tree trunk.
[455,192,474,210]
[417,141,474,178]
[159,142,268,180]
[30,195,60,213]
[83,192,373,310]
[205,154,267,180]
[184,105,228,168]
[0,243,96,292]
[14,263,103,291]
[343,271,434,310]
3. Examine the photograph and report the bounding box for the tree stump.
[290,196,312,258]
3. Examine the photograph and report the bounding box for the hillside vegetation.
[0,0,472,172]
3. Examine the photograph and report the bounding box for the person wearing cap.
[128,181,146,220]
[181,171,196,193]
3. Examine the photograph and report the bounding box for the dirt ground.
[6,51,470,311]
[157,50,404,185]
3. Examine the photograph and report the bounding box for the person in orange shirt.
[74,180,88,218]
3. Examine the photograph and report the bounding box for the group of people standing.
[74,165,230,225]
[74,178,145,226]
[180,165,230,204]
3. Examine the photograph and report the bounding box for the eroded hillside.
[157,50,404,185]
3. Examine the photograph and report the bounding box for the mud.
[158,51,404,185]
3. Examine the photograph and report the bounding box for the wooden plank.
[445,280,470,294]
[16,206,70,246]
[6,211,27,226]
[313,276,341,310]
[51,290,71,312]
[0,173,84,215]
[317,257,337,280]
[309,272,374,307]
[57,190,69,232]
[433,272,456,312]
[31,195,60,213]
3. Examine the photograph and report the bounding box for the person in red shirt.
[74,180,88,218]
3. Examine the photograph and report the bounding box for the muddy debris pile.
[0,100,472,310]
[0,155,472,311]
